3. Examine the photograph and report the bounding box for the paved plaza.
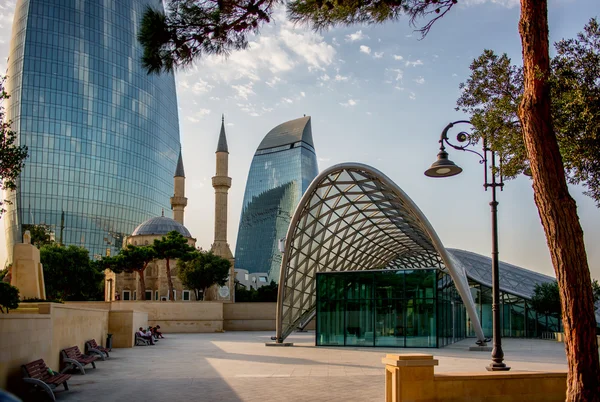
[55,332,568,402]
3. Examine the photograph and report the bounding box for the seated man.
[154,325,164,339]
[137,327,155,345]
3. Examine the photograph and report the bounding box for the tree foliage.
[456,18,600,205]
[0,282,19,313]
[177,251,231,300]
[22,224,54,248]
[99,245,156,300]
[138,0,459,73]
[40,244,105,301]
[530,282,561,316]
[153,231,196,300]
[0,77,28,215]
[235,280,278,302]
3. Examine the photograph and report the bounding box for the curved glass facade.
[4,0,180,260]
[235,117,318,281]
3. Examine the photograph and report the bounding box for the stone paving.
[53,331,568,402]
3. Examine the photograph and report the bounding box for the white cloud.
[193,79,213,94]
[281,97,293,104]
[406,59,424,67]
[185,108,211,123]
[373,52,384,59]
[231,82,255,100]
[414,76,425,85]
[409,92,416,100]
[387,68,404,82]
[360,45,371,55]
[300,92,306,97]
[334,74,349,82]
[280,20,336,70]
[319,74,331,82]
[393,55,404,61]
[266,76,282,87]
[394,86,405,91]
[346,30,368,42]
[191,10,335,84]
[340,99,357,107]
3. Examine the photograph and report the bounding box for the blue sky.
[0,0,598,278]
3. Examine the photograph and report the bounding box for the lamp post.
[425,120,510,372]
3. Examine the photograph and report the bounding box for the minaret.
[211,115,234,260]
[170,149,187,224]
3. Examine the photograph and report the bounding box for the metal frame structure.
[275,163,486,343]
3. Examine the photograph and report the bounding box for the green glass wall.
[316,270,462,348]
[468,282,562,339]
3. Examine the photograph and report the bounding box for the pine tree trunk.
[138,269,146,301]
[165,258,174,301]
[518,1,600,400]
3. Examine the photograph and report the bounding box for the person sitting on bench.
[154,325,164,339]
[137,327,155,345]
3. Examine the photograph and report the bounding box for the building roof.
[448,249,556,300]
[217,114,229,153]
[131,215,192,238]
[175,149,185,177]
[257,116,314,151]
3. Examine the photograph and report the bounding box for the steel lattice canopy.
[275,163,486,343]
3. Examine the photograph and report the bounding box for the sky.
[0,0,598,279]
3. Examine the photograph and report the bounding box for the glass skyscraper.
[4,0,181,260]
[235,116,318,282]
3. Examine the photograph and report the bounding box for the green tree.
[0,282,19,313]
[0,77,28,216]
[21,224,55,248]
[153,231,196,300]
[177,251,230,300]
[592,279,600,309]
[101,245,157,300]
[457,19,600,205]
[139,1,600,398]
[255,280,278,302]
[530,282,561,316]
[40,244,105,301]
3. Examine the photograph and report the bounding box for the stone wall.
[224,302,276,331]
[0,314,52,390]
[108,310,149,348]
[382,354,567,402]
[47,304,109,371]
[0,303,110,395]
[113,301,223,333]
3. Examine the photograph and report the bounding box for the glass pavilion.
[275,163,566,347]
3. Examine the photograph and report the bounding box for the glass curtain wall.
[467,282,562,339]
[316,270,463,348]
[5,0,181,260]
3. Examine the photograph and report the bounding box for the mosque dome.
[131,216,192,238]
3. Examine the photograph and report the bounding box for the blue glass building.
[235,116,319,282]
[4,0,181,260]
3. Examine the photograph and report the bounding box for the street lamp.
[425,120,510,372]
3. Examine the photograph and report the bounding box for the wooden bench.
[135,332,150,346]
[22,359,71,401]
[85,339,109,360]
[60,346,98,374]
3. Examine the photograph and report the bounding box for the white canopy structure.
[275,163,486,343]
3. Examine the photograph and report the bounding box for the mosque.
[104,117,235,302]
